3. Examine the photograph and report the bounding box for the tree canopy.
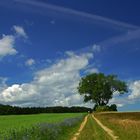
[78,73,128,106]
[0,104,91,115]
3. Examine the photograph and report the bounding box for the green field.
[0,112,140,140]
[0,113,84,140]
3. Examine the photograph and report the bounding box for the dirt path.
[92,114,119,140]
[71,115,88,140]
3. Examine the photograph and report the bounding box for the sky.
[0,0,140,111]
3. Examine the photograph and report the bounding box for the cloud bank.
[0,47,139,108]
[0,51,95,107]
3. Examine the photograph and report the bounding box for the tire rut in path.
[92,114,119,140]
[71,115,88,140]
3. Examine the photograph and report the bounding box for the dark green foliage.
[0,104,91,115]
[93,104,98,111]
[94,104,117,112]
[78,73,128,106]
[109,104,117,111]
[95,105,110,112]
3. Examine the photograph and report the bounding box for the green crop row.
[0,113,85,140]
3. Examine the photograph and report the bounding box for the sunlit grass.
[77,115,112,140]
[0,113,84,139]
[94,112,140,140]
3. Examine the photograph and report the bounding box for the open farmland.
[0,113,85,140]
[70,112,140,140]
[94,112,140,140]
[1,112,140,140]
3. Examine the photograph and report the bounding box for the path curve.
[92,114,119,140]
[71,115,88,140]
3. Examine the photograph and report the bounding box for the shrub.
[95,105,110,112]
[94,104,118,112]
[109,104,117,111]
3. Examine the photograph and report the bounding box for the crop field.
[73,112,140,140]
[0,112,140,140]
[94,112,140,140]
[0,113,85,140]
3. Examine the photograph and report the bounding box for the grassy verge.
[77,115,112,140]
[94,112,140,140]
[58,117,83,140]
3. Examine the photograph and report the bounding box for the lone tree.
[78,73,128,106]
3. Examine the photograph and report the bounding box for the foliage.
[95,105,111,112]
[109,104,117,111]
[94,104,117,112]
[78,73,128,106]
[0,104,91,115]
[95,105,117,112]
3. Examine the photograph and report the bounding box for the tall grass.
[94,112,140,140]
[0,113,85,140]
[7,116,84,140]
[77,115,112,140]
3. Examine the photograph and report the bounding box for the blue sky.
[0,0,140,111]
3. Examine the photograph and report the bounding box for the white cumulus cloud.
[0,25,27,58]
[128,80,140,99]
[0,35,17,57]
[0,52,94,107]
[109,80,140,108]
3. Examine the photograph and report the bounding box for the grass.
[77,115,112,140]
[94,112,140,140]
[1,112,139,140]
[0,113,85,139]
[55,116,84,140]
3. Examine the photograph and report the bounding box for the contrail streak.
[13,0,140,53]
[15,0,140,30]
[99,29,140,47]
[75,29,140,54]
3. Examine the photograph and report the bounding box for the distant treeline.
[0,104,92,115]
